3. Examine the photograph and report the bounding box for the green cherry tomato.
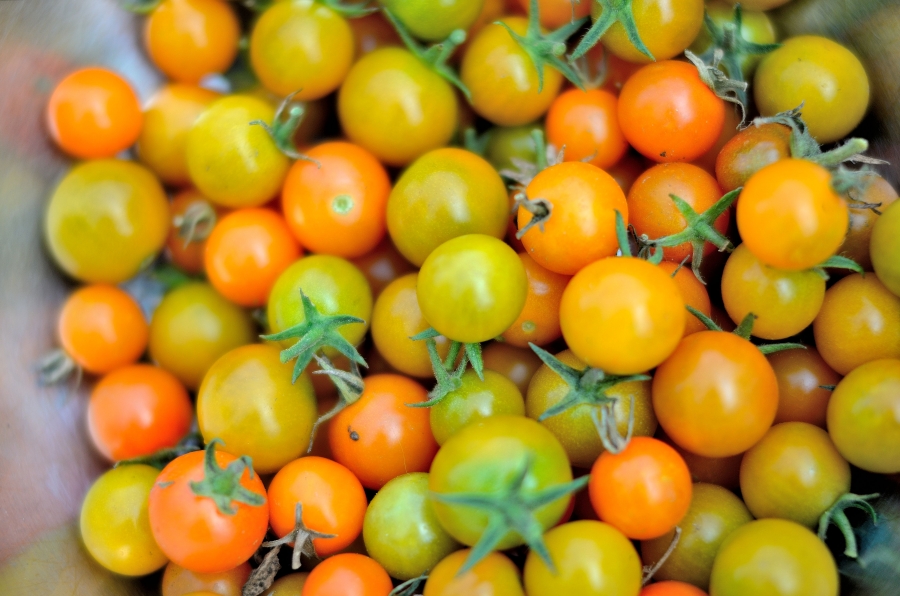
[871,201,900,297]
[197,344,317,475]
[709,518,839,596]
[417,234,528,343]
[45,159,169,284]
[484,123,541,172]
[149,282,256,390]
[363,473,461,580]
[387,147,509,266]
[689,1,776,78]
[641,483,752,590]
[381,0,484,42]
[431,369,526,445]
[80,464,168,576]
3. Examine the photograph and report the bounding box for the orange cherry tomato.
[204,208,301,307]
[483,341,544,396]
[545,88,629,169]
[424,550,525,596]
[267,456,367,556]
[145,0,240,84]
[281,141,391,258]
[658,261,712,338]
[165,190,223,274]
[767,348,840,428]
[57,284,148,375]
[642,581,709,596]
[589,437,692,540]
[88,364,193,462]
[501,253,570,347]
[46,67,143,159]
[302,553,393,596]
[519,161,628,275]
[517,0,591,28]
[329,374,439,490]
[161,561,252,596]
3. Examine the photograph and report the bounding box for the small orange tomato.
[658,261,712,337]
[46,67,143,159]
[58,284,148,375]
[267,456,367,556]
[88,364,193,462]
[144,0,240,84]
[424,550,525,596]
[767,348,840,428]
[641,580,709,596]
[165,190,222,275]
[501,253,570,347]
[302,553,393,596]
[204,208,301,307]
[545,88,628,169]
[281,141,390,258]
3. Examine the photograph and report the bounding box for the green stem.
[818,493,880,558]
[571,0,653,61]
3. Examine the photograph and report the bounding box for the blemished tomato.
[560,257,685,375]
[545,89,628,169]
[338,47,458,166]
[737,159,848,271]
[501,253,570,347]
[721,244,825,340]
[266,254,372,351]
[431,369,526,445]
[186,95,290,208]
[658,261,712,337]
[641,483,752,590]
[349,12,401,57]
[526,350,657,468]
[429,415,573,549]
[80,465,167,576]
[714,122,791,193]
[46,67,142,159]
[589,437,692,540]
[44,160,169,284]
[740,422,850,527]
[641,582,708,596]
[88,364,192,462]
[689,1,776,78]
[382,0,483,41]
[388,148,508,266]
[483,341,544,395]
[524,521,642,596]
[461,18,563,127]
[329,374,439,489]
[618,60,724,163]
[197,344,317,475]
[268,456,367,556]
[145,0,240,84]
[165,190,222,275]
[841,174,898,271]
[417,234,528,343]
[363,473,461,580]
[592,0,704,63]
[137,84,220,187]
[666,439,742,490]
[708,519,838,596]
[827,358,900,474]
[627,162,726,263]
[250,0,353,100]
[301,553,393,596]
[161,561,252,596]
[754,35,870,144]
[519,161,628,275]
[872,200,900,296]
[204,208,301,308]
[424,550,525,596]
[149,282,255,390]
[281,141,390,259]
[767,348,840,427]
[351,238,416,298]
[56,284,147,376]
[813,273,900,374]
[653,331,779,457]
[517,0,590,29]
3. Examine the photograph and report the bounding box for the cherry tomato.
[461,18,562,127]
[351,238,416,298]
[709,519,838,596]
[641,582,708,596]
[46,67,142,159]
[641,483,752,590]
[281,141,390,258]
[186,95,290,208]
[80,464,167,576]
[329,374,439,489]
[349,12,401,57]
[754,35,870,144]
[423,550,525,596]
[839,175,897,271]
[767,348,840,427]
[339,47,458,166]
[872,200,900,296]
[417,234,528,343]
[653,331,779,457]
[388,148,508,266]
[197,344,317,474]
[813,273,900,374]
[204,208,301,308]
[658,261,711,338]
[149,282,255,390]
[432,369,526,445]
[145,0,240,84]
[161,561,251,596]
[827,358,900,474]
[383,0,483,41]
[516,0,590,28]
[545,88,628,169]
[501,253,570,347]
[484,122,540,172]
[689,1,776,78]
[45,159,169,284]
[618,60,724,163]
[593,0,704,63]
[666,439,742,490]
[483,341,543,395]
[714,122,791,193]
[137,84,220,187]
[519,161,628,275]
[608,152,648,195]
[301,553,392,596]
[165,190,223,274]
[560,257,685,374]
[149,447,269,574]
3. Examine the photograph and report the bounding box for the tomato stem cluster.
[115,432,203,470]
[262,502,337,570]
[818,492,880,558]
[35,348,82,388]
[173,199,217,248]
[407,328,483,408]
[307,354,365,452]
[687,307,807,354]
[189,439,265,516]
[571,0,653,61]
[685,49,748,123]
[388,574,428,596]
[250,92,320,165]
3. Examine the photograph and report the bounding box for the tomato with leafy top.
[689,1,776,78]
[431,369,526,445]
[591,0,704,63]
[424,549,525,596]
[382,0,484,41]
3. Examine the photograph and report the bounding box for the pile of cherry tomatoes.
[38,0,900,594]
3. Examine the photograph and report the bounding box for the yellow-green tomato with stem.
[431,369,525,445]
